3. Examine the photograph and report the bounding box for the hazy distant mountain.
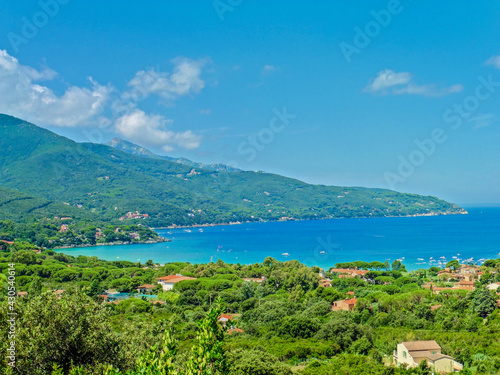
[106,137,241,172]
[0,114,467,226]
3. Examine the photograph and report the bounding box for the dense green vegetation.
[0,114,466,228]
[2,241,500,374]
[0,219,163,248]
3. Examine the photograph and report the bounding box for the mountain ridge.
[106,137,242,172]
[0,114,467,227]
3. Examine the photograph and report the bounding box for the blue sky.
[0,1,499,204]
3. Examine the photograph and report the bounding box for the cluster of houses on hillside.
[422,280,476,294]
[437,264,484,281]
[58,225,142,241]
[422,264,492,294]
[328,268,369,279]
[119,211,149,220]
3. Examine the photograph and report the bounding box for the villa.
[394,340,463,373]
[218,314,232,326]
[157,275,196,291]
[331,298,357,311]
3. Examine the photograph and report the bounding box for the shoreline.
[153,209,469,230]
[54,237,171,250]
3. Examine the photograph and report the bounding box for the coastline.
[54,237,171,250]
[153,209,469,230]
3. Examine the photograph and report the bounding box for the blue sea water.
[59,206,500,271]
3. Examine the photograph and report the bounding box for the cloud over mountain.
[0,50,207,151]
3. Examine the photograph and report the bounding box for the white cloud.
[364,69,412,92]
[124,57,207,102]
[393,83,464,97]
[486,56,500,69]
[364,69,463,97]
[262,64,278,74]
[0,49,112,127]
[115,109,202,152]
[468,114,497,130]
[0,50,210,150]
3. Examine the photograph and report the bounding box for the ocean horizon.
[58,206,500,271]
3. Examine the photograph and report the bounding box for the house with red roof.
[218,314,233,326]
[157,275,196,291]
[332,298,358,311]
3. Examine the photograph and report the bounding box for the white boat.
[184,229,192,233]
[320,251,327,255]
[417,258,424,261]
[282,253,290,256]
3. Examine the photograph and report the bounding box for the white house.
[394,341,463,373]
[157,275,196,291]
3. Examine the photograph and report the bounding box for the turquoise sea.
[58,206,500,271]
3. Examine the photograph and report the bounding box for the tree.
[185,299,230,374]
[28,276,43,297]
[391,260,403,271]
[88,274,102,297]
[288,285,305,303]
[384,261,390,271]
[368,261,386,270]
[470,289,497,318]
[0,291,123,374]
[227,349,292,375]
[446,260,460,271]
[278,316,320,338]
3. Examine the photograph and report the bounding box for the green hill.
[0,114,466,226]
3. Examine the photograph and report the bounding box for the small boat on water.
[417,258,424,261]
[320,251,327,255]
[282,253,290,256]
[184,229,192,233]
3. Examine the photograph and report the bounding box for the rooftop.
[402,340,441,352]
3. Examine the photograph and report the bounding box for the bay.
[58,206,500,271]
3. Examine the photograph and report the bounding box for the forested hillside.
[0,114,466,227]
